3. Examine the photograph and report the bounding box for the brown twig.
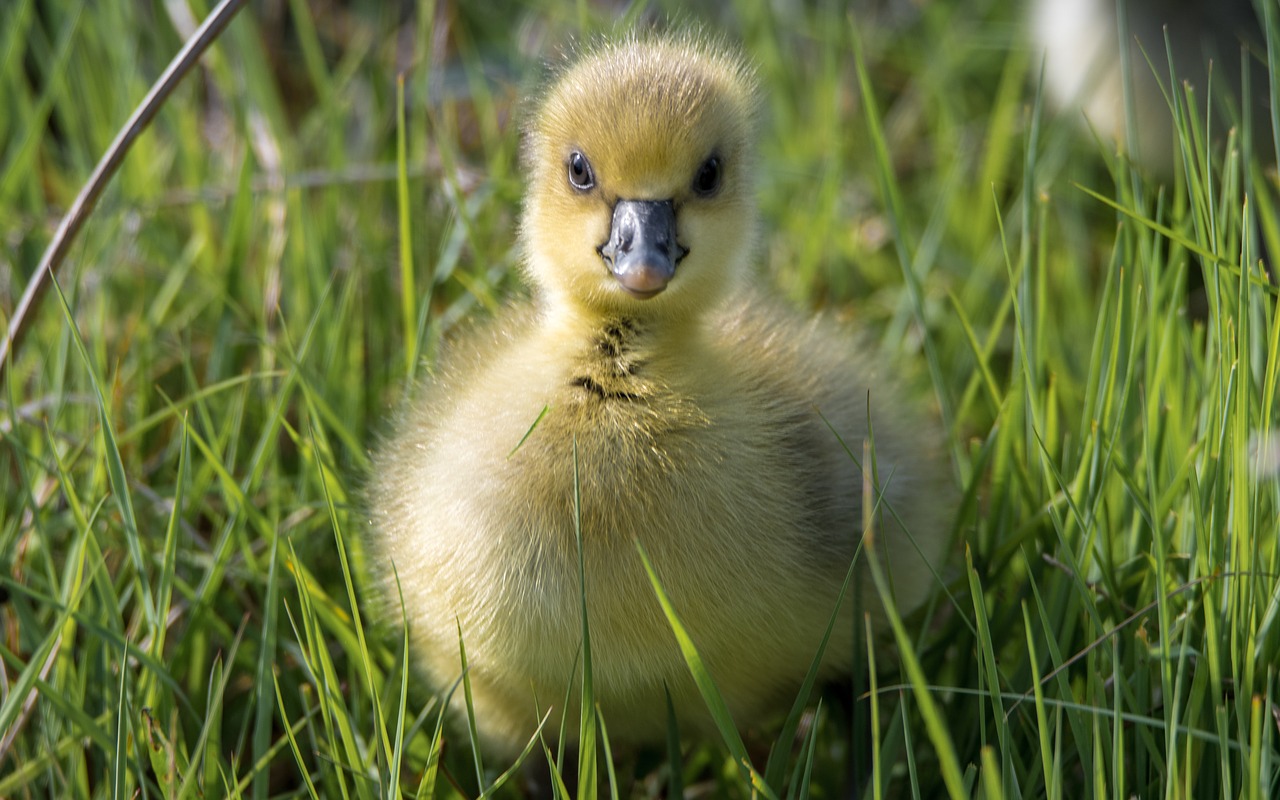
[0,0,250,381]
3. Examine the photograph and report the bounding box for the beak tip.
[612,256,676,297]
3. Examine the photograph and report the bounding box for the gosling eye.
[567,151,595,191]
[691,155,722,197]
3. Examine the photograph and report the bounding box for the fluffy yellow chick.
[368,31,955,758]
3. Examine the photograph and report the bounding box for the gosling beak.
[598,199,688,298]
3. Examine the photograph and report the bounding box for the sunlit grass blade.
[251,525,282,800]
[477,713,553,799]
[635,541,776,799]
[865,614,883,800]
[857,439,965,798]
[273,672,322,799]
[396,72,418,378]
[49,274,157,630]
[764,549,859,793]
[966,544,1017,798]
[572,438,598,798]
[458,624,486,791]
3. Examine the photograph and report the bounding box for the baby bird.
[369,31,955,758]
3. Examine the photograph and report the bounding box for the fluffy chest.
[499,316,729,535]
[443,314,824,552]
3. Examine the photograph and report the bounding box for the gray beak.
[598,199,688,298]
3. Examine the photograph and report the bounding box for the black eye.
[692,155,722,197]
[567,151,595,190]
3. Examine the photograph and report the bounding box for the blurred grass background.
[1,0,1278,797]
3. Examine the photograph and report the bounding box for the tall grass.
[1,0,1276,797]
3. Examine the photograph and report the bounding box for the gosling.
[369,31,956,757]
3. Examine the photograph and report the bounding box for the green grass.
[2,0,1278,797]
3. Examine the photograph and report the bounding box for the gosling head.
[520,33,760,322]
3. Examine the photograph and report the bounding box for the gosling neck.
[542,295,708,354]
